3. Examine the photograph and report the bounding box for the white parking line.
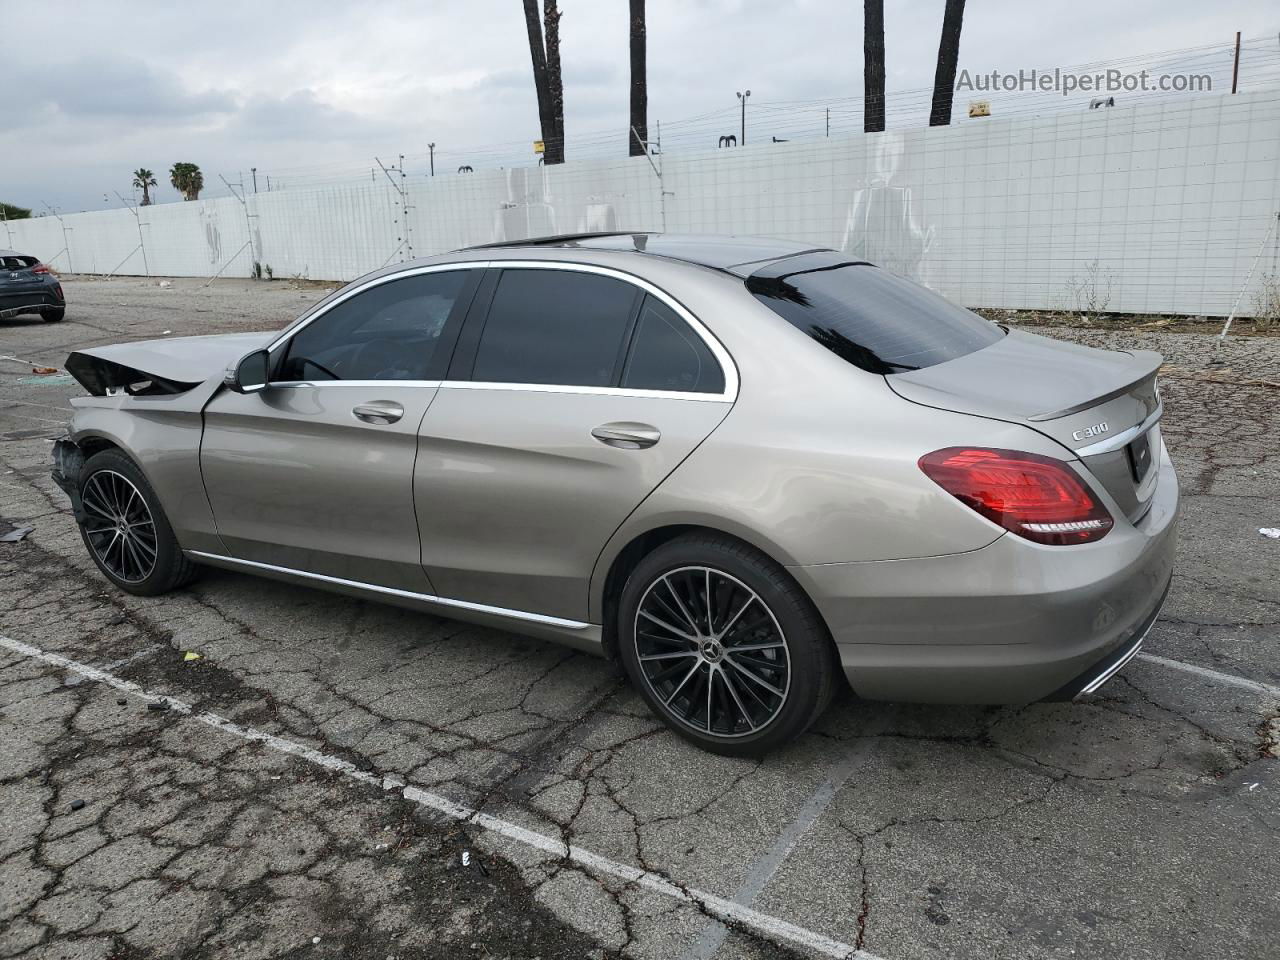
[64,647,157,686]
[1138,653,1280,698]
[0,634,875,960]
[681,741,877,960]
[6,629,1275,960]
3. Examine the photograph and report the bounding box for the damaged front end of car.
[51,436,86,522]
[49,330,275,526]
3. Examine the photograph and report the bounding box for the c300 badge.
[1072,421,1109,442]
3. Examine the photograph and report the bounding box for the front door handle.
[352,400,404,425]
[591,422,661,449]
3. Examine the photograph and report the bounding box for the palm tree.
[521,0,565,164]
[132,168,157,206]
[169,162,204,201]
[863,0,885,132]
[929,0,966,126]
[628,0,648,157]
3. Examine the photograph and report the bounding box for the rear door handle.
[591,422,661,449]
[352,400,404,425]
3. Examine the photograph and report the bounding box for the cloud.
[232,90,392,142]
[27,56,235,121]
[1,0,1273,214]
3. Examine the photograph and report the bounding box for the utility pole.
[1231,31,1241,94]
[251,167,258,193]
[736,90,751,145]
[428,143,436,177]
[826,107,830,137]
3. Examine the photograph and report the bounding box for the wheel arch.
[77,433,126,462]
[592,519,818,661]
[67,413,219,554]
[71,429,148,483]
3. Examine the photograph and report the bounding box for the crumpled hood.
[65,331,273,395]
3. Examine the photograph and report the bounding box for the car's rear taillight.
[32,263,51,274]
[919,447,1113,545]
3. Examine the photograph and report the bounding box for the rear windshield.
[1,255,37,270]
[747,257,1002,374]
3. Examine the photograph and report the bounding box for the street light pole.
[736,89,751,145]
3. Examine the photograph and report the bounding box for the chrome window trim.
[265,262,488,353]
[184,551,590,630]
[265,258,739,402]
[1074,402,1163,457]
[437,381,731,403]
[268,379,443,389]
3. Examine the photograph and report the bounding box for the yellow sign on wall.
[533,140,545,154]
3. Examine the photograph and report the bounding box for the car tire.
[617,533,840,756]
[41,307,65,322]
[76,448,199,596]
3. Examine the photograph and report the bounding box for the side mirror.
[225,348,269,394]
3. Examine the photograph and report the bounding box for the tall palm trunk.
[522,0,552,160]
[863,0,885,133]
[140,184,151,206]
[542,1,564,164]
[628,0,648,156]
[929,0,966,126]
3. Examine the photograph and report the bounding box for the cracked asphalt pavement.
[2,278,1278,960]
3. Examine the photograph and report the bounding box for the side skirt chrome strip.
[184,550,590,630]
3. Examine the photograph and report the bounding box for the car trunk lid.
[887,329,1163,522]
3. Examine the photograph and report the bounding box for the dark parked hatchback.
[0,250,65,321]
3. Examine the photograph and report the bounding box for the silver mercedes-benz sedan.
[51,233,1177,755]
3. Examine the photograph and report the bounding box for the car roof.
[467,232,832,277]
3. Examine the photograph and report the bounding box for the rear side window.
[747,259,1002,374]
[472,270,640,386]
[622,296,724,394]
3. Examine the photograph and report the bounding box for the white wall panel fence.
[6,90,1279,316]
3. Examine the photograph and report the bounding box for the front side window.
[747,255,1002,374]
[277,271,469,382]
[471,269,640,387]
[621,296,724,394]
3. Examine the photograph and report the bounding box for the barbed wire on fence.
[5,59,1279,323]
[195,34,1280,195]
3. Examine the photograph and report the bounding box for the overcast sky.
[1,0,1275,213]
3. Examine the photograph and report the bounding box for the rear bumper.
[792,443,1179,704]
[1042,576,1168,700]
[0,285,62,315]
